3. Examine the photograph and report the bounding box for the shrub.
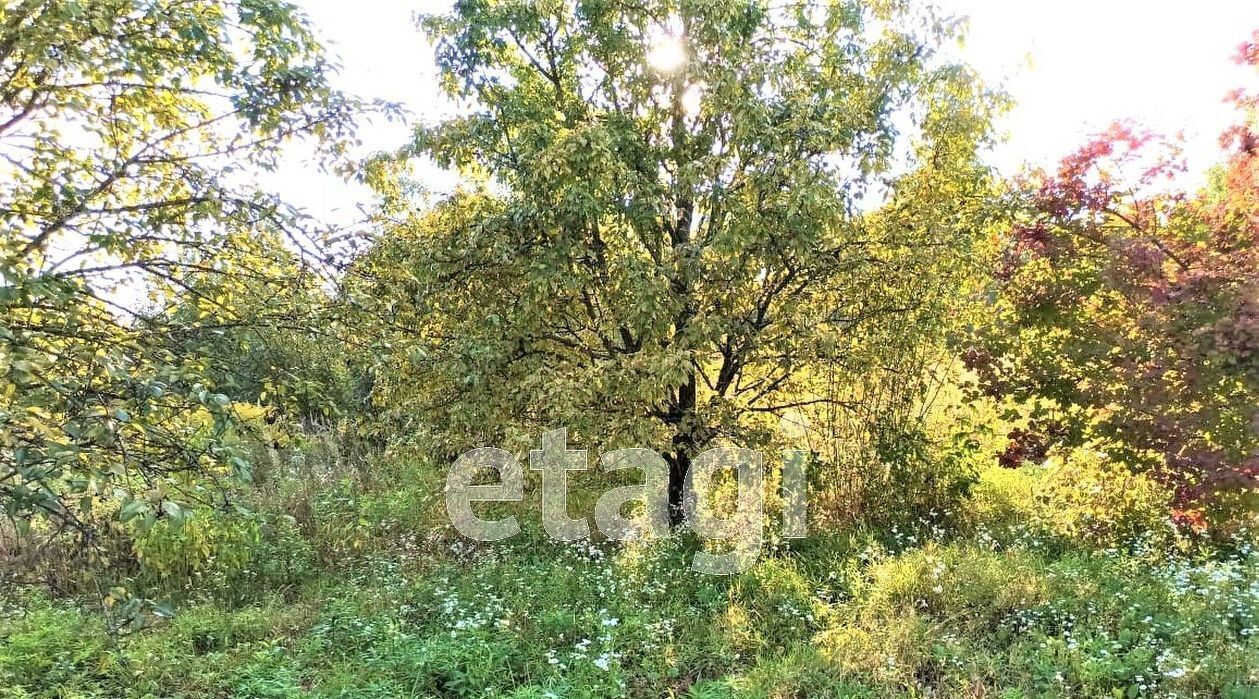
[814,419,984,534]
[129,509,318,604]
[130,511,259,595]
[1034,449,1179,553]
[963,449,1182,555]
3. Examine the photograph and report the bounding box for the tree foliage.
[966,31,1259,515]
[353,0,1003,520]
[0,0,358,551]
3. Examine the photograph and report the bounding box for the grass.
[3,464,1257,698]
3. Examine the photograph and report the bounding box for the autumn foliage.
[969,31,1259,514]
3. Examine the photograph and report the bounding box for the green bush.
[963,449,1182,555]
[129,509,318,604]
[1034,450,1179,554]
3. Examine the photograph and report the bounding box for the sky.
[271,0,1259,227]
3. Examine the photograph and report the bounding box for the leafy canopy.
[1,0,359,546]
[967,31,1259,514]
[354,0,1003,517]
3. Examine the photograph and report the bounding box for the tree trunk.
[665,374,697,527]
[666,450,689,527]
[664,32,697,529]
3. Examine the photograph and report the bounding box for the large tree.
[1,0,359,557]
[966,31,1259,518]
[356,0,1001,522]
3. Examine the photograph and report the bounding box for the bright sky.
[272,0,1259,226]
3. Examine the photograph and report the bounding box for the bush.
[130,509,318,604]
[1034,450,1179,553]
[303,460,446,566]
[813,419,984,534]
[131,511,258,594]
[963,448,1182,555]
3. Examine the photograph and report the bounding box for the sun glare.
[647,35,686,71]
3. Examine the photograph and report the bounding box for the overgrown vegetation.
[1,1,1256,697]
[3,464,1258,697]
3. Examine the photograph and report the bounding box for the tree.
[966,30,1259,519]
[0,0,359,565]
[354,0,1001,523]
[156,234,356,425]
